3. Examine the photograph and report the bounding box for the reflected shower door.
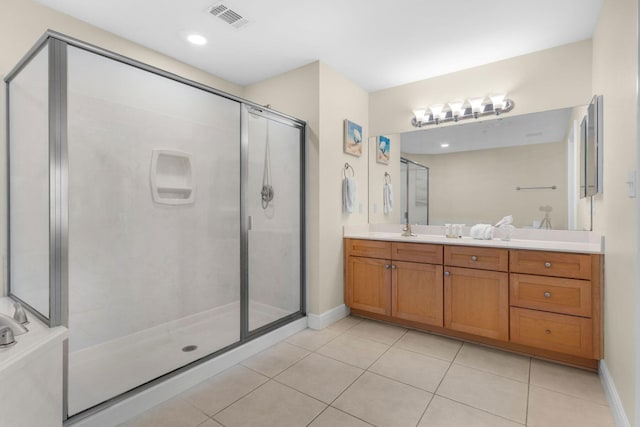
[66,46,241,415]
[401,158,429,225]
[245,107,303,332]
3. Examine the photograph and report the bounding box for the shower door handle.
[248,216,253,231]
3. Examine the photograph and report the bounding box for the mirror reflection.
[369,105,593,230]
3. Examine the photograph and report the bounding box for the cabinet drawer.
[345,239,392,259]
[392,242,443,264]
[510,274,592,317]
[444,246,508,272]
[510,250,591,279]
[510,308,593,358]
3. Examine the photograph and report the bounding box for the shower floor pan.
[68,300,291,416]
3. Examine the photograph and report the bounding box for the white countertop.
[0,297,68,380]
[344,224,603,254]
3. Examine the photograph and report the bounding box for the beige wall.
[245,61,369,314]
[591,0,638,423]
[368,134,401,224]
[369,40,593,136]
[405,142,568,229]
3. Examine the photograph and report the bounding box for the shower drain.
[182,345,198,352]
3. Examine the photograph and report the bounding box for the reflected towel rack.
[516,185,557,191]
[344,162,354,178]
[384,172,391,184]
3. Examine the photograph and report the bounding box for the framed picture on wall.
[344,119,363,157]
[377,135,390,164]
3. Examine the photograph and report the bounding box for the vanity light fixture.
[411,94,514,128]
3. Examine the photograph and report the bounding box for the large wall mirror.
[369,104,595,231]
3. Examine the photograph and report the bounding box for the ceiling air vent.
[208,2,249,29]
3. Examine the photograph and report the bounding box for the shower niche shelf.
[150,149,195,205]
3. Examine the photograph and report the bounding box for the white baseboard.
[599,360,631,427]
[307,304,350,330]
[72,317,307,427]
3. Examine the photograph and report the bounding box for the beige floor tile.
[197,419,223,427]
[394,330,462,361]
[333,372,432,427]
[527,385,615,427]
[240,342,309,377]
[418,396,524,427]
[327,316,362,333]
[316,333,389,369]
[345,319,407,345]
[180,365,268,416]
[369,347,450,392]
[213,380,326,427]
[530,359,608,404]
[453,343,530,382]
[437,364,528,424]
[286,328,339,351]
[275,353,363,403]
[119,397,207,427]
[309,407,372,427]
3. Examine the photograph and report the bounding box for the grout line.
[431,340,463,397]
[525,357,532,426]
[435,395,528,426]
[528,383,611,407]
[414,392,436,427]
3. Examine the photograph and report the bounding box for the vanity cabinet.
[344,238,604,370]
[345,239,444,327]
[444,246,509,341]
[509,250,601,359]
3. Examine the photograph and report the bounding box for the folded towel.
[343,177,356,214]
[470,224,494,240]
[383,183,393,214]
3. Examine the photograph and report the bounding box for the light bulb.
[490,94,506,110]
[448,101,464,120]
[468,97,485,117]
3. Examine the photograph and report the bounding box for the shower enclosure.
[400,157,429,224]
[5,31,305,420]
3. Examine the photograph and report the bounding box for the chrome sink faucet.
[401,223,416,237]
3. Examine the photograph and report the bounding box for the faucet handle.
[13,302,28,325]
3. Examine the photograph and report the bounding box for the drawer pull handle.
[385,265,390,269]
[471,256,478,261]
[544,262,552,268]
[544,292,551,298]
[545,329,551,335]
[444,271,450,277]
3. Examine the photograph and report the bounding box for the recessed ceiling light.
[187,34,207,45]
[440,143,450,148]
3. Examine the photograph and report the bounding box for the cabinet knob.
[444,271,450,277]
[391,265,397,270]
[545,329,551,335]
[544,262,552,268]
[471,255,478,262]
[544,292,551,298]
[385,265,390,269]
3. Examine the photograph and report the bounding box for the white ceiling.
[35,0,602,92]
[401,107,575,155]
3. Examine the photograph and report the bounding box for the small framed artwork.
[343,119,363,157]
[377,135,390,164]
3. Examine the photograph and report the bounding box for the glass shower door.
[401,158,430,225]
[245,107,304,332]
[66,46,242,415]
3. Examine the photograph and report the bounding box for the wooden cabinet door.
[444,267,509,341]
[392,261,443,326]
[346,256,391,315]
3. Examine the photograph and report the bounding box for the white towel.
[383,183,393,214]
[343,177,356,214]
[470,224,494,240]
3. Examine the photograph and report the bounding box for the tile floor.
[120,316,615,427]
